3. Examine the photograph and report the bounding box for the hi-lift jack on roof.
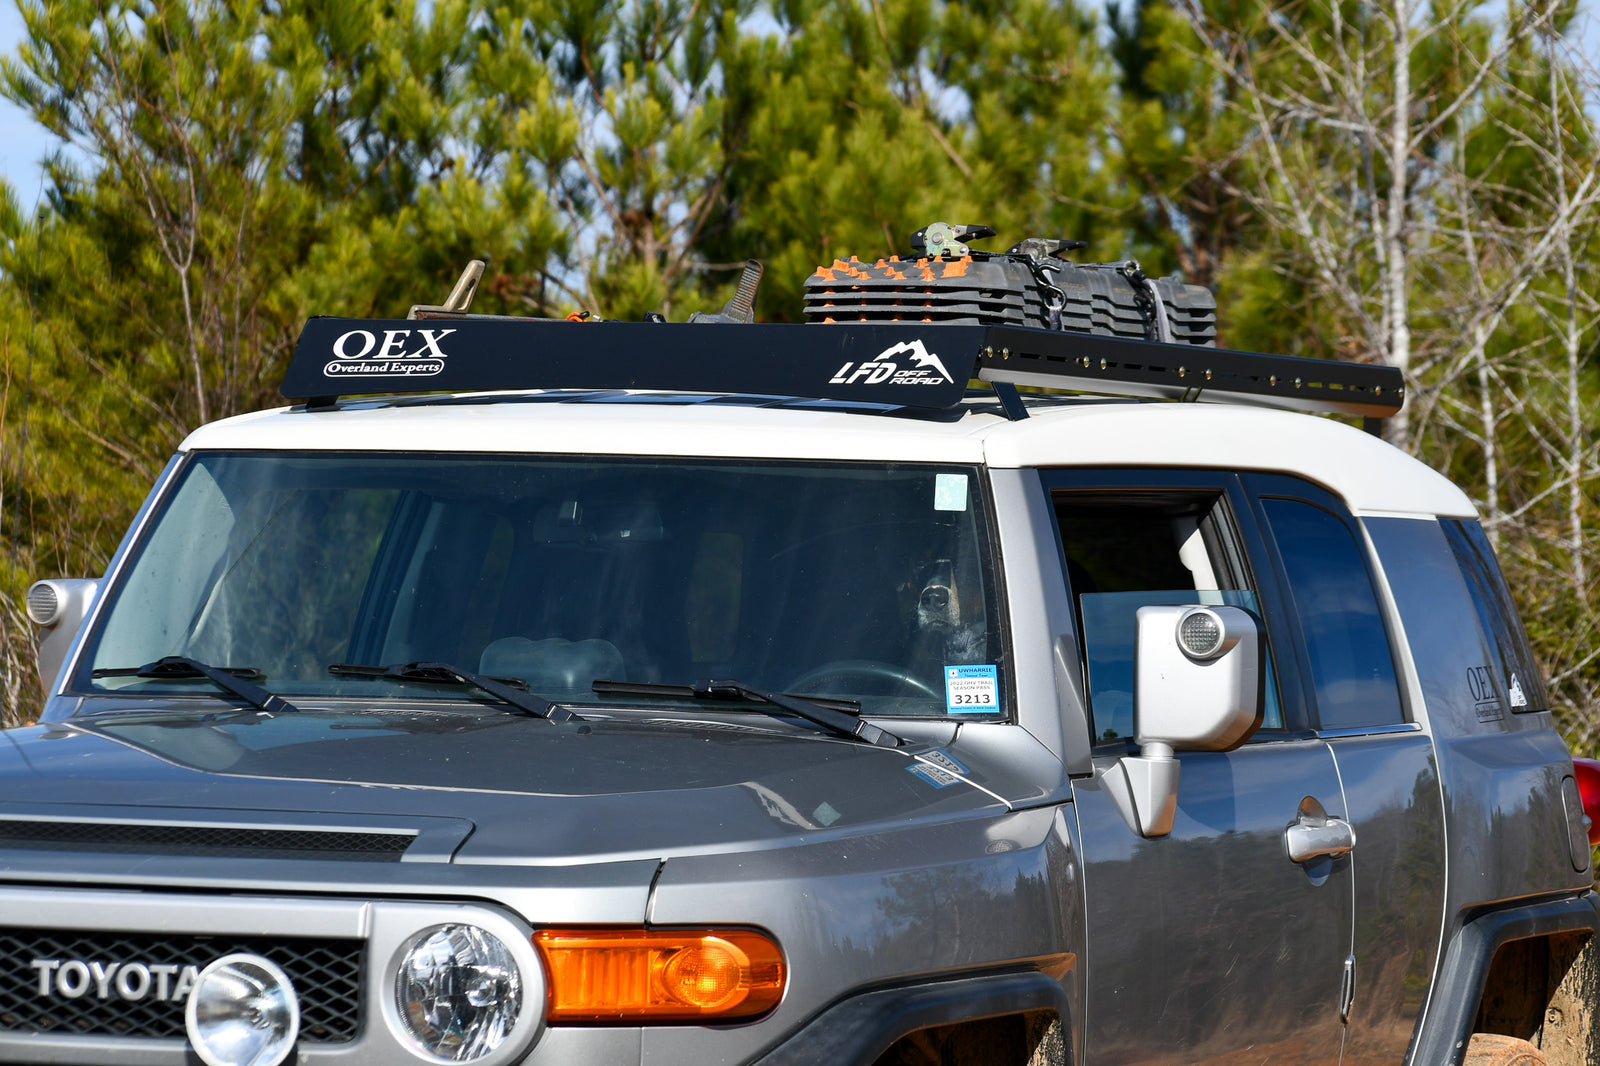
[282,223,1402,429]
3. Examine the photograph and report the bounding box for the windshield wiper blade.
[328,661,572,722]
[91,656,298,715]
[591,680,862,714]
[592,678,901,748]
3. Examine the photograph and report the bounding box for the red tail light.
[1572,757,1600,845]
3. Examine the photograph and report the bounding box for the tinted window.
[1441,519,1547,713]
[1080,588,1278,740]
[78,453,1005,719]
[1054,492,1282,741]
[1054,506,1199,593]
[1260,498,1403,729]
[1365,517,1516,731]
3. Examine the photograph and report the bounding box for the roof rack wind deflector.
[282,318,1402,420]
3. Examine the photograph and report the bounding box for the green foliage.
[709,0,1117,317]
[1107,0,1254,294]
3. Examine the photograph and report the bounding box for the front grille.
[0,929,363,1042]
[0,820,413,862]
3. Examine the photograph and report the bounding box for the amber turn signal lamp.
[533,928,785,1023]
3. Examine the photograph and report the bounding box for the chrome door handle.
[1285,798,1356,863]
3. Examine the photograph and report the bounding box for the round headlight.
[184,953,300,1066]
[394,924,523,1062]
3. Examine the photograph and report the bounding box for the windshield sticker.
[946,664,998,713]
[907,764,961,788]
[812,801,842,826]
[934,473,969,511]
[1509,673,1529,708]
[918,750,970,776]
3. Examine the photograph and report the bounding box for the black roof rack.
[280,315,1402,420]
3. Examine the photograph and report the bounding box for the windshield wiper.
[91,656,299,715]
[592,678,902,748]
[328,661,572,722]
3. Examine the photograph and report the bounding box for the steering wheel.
[787,659,940,700]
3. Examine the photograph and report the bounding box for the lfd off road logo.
[830,340,954,387]
[323,327,455,379]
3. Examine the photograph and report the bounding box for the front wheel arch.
[748,969,1071,1066]
[872,1012,1065,1066]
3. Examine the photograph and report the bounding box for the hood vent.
[0,820,413,862]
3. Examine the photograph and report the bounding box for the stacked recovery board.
[804,256,1217,346]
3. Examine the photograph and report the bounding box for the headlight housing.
[393,924,523,1062]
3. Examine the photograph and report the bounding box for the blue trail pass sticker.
[908,764,961,788]
[945,664,998,713]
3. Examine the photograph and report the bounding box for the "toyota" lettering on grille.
[29,958,202,1002]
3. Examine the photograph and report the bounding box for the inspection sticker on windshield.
[945,665,998,713]
[934,473,969,511]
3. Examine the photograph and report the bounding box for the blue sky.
[0,1,1594,204]
[0,1,49,206]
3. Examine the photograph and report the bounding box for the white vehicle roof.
[183,392,1475,519]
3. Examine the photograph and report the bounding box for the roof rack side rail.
[974,326,1401,420]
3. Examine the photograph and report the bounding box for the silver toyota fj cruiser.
[12,235,1600,1066]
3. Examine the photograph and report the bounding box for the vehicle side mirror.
[1103,605,1263,838]
[25,579,100,696]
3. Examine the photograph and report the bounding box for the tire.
[1464,1034,1549,1066]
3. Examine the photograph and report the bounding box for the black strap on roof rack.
[281,316,1403,419]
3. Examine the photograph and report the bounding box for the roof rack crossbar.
[281,318,1403,420]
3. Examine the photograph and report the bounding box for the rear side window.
[1259,498,1404,730]
[1441,519,1547,714]
[1365,516,1526,731]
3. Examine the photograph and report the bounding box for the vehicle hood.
[0,707,1001,864]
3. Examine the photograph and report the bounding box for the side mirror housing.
[1102,605,1263,838]
[1135,605,1263,752]
[26,579,100,696]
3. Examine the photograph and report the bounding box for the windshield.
[74,452,1005,719]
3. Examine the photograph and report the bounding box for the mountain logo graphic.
[828,339,954,387]
[877,340,954,383]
